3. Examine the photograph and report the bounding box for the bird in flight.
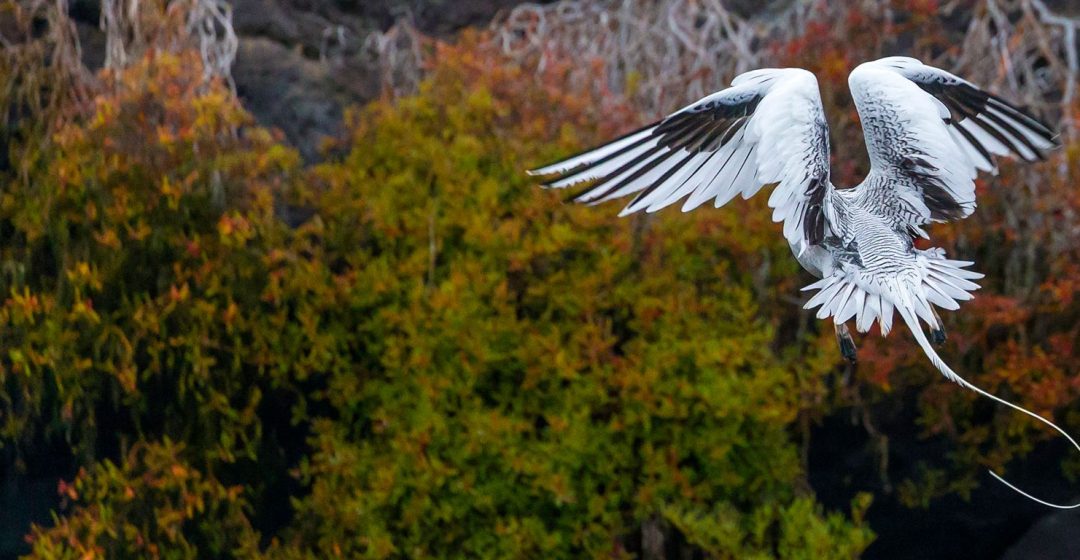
[528,56,1076,508]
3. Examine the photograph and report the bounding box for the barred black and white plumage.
[528,56,1075,508]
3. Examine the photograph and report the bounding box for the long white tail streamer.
[895,300,1080,509]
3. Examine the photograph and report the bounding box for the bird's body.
[529,56,1076,508]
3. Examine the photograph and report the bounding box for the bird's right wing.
[528,68,834,252]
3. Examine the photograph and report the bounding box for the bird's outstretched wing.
[848,57,1058,227]
[528,68,832,252]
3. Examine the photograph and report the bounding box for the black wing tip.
[526,120,662,179]
[1045,130,1065,151]
[983,91,1061,142]
[542,174,594,191]
[532,167,572,187]
[933,79,1062,163]
[528,158,580,180]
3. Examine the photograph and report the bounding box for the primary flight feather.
[528,56,1075,508]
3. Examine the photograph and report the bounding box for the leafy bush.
[7,2,1080,559]
[2,28,874,560]
[269,44,870,557]
[26,441,262,559]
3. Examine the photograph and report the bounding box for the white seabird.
[528,56,1076,508]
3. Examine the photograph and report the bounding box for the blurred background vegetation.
[1,0,1079,558]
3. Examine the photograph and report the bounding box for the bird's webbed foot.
[929,307,946,346]
[835,323,857,364]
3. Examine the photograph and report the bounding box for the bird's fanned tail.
[804,257,1080,508]
[894,288,1080,509]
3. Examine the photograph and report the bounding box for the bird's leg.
[929,307,946,346]
[835,322,857,364]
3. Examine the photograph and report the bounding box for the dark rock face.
[808,395,1080,560]
[352,0,539,36]
[231,0,376,161]
[232,0,367,58]
[1001,509,1080,560]
[233,37,349,162]
[1042,0,1080,18]
[229,0,555,160]
[67,0,552,161]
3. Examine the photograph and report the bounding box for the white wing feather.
[848,57,1058,228]
[529,68,834,250]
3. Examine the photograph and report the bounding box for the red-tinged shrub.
[25,441,263,559]
[772,1,1080,505]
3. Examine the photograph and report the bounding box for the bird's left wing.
[528,68,833,251]
[848,57,1058,227]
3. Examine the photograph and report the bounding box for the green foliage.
[272,41,868,558]
[26,441,262,559]
[663,493,873,560]
[0,51,298,470]
[13,0,1080,554]
[1,48,308,558]
[6,2,1080,557]
[16,2,1080,556]
[0,35,873,559]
